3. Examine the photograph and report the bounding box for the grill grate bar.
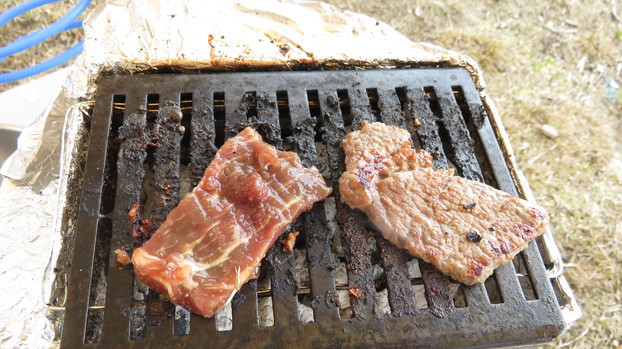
[82,93,125,341]
[335,206,372,320]
[404,87,448,169]
[451,86,533,304]
[337,88,378,321]
[62,92,116,347]
[520,246,547,300]
[267,223,301,327]
[188,312,218,340]
[430,85,496,306]
[284,89,321,325]
[348,88,376,128]
[189,89,218,188]
[377,88,406,129]
[128,99,153,341]
[458,86,556,305]
[464,276,493,308]
[144,93,184,340]
[254,89,299,328]
[286,89,315,162]
[98,92,148,346]
[458,88,515,194]
[373,89,419,316]
[301,90,344,322]
[317,92,374,320]
[231,281,259,331]
[317,90,346,189]
[287,90,340,321]
[376,239,418,315]
[399,86,458,315]
[224,89,261,331]
[224,89,252,138]
[303,203,340,320]
[256,90,282,146]
[84,218,112,344]
[149,96,183,228]
[434,85,482,181]
[418,261,456,317]
[184,89,220,340]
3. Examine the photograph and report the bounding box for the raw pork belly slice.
[132,127,331,317]
[339,122,548,285]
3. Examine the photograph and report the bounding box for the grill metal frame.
[60,68,565,348]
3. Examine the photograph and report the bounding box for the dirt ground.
[1,0,621,348]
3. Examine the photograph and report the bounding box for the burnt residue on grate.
[61,68,565,349]
[149,101,184,230]
[189,90,218,188]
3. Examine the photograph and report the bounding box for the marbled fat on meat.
[132,127,331,317]
[339,122,549,285]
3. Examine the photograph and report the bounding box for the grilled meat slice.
[132,127,331,317]
[339,122,548,285]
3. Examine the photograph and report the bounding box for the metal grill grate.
[60,68,564,348]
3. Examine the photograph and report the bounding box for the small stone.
[540,124,559,139]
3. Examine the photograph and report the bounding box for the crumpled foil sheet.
[0,180,59,348]
[68,0,485,101]
[0,0,487,347]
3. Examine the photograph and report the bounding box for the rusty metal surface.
[61,68,564,348]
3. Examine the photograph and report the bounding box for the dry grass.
[2,0,621,347]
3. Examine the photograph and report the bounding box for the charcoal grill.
[59,68,569,348]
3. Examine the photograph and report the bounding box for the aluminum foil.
[0,0,488,347]
[0,179,59,348]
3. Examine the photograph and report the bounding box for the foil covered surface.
[0,0,486,347]
[0,180,59,348]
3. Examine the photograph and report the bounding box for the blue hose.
[0,40,83,83]
[0,0,91,83]
[0,0,91,59]
[0,0,59,26]
[2,19,83,63]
